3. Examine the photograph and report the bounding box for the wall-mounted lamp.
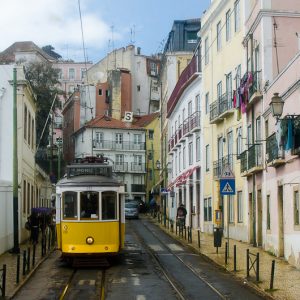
[156,160,161,170]
[270,93,284,119]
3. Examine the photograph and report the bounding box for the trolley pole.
[12,67,20,253]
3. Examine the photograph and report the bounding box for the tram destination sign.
[67,165,112,178]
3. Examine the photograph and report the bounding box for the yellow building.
[200,0,248,241]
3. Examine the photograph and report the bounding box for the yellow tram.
[55,156,125,261]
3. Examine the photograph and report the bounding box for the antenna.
[111,25,116,69]
[130,25,136,44]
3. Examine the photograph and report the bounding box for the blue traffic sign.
[220,178,236,195]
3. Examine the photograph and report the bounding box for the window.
[196,94,201,112]
[134,155,142,165]
[187,31,198,43]
[256,116,261,142]
[116,154,124,165]
[237,191,243,222]
[24,105,27,140]
[205,37,209,65]
[217,21,222,51]
[204,197,212,221]
[294,190,300,225]
[31,119,35,149]
[81,68,86,80]
[63,191,77,219]
[217,81,222,100]
[57,68,62,79]
[188,142,193,165]
[235,64,241,88]
[188,101,192,116]
[247,124,252,147]
[205,93,209,114]
[227,130,233,167]
[236,127,243,157]
[137,85,141,92]
[134,134,142,149]
[178,150,181,172]
[27,182,30,214]
[149,169,153,181]
[229,195,234,223]
[148,130,154,139]
[98,89,102,96]
[196,136,201,162]
[115,133,123,148]
[95,132,103,148]
[226,72,232,101]
[69,68,75,79]
[150,61,157,76]
[265,119,269,139]
[226,9,231,41]
[234,0,240,32]
[102,191,117,220]
[205,144,210,171]
[182,108,185,122]
[28,113,31,146]
[183,146,186,169]
[23,180,26,214]
[267,195,271,230]
[80,192,99,219]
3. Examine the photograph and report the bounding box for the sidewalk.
[0,233,54,299]
[148,215,300,300]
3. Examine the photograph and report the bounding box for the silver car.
[125,202,139,219]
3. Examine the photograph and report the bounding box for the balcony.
[213,155,234,180]
[131,184,146,193]
[266,133,285,167]
[168,111,201,154]
[93,140,145,151]
[210,93,234,124]
[113,162,128,172]
[131,163,146,173]
[248,71,262,105]
[240,144,264,176]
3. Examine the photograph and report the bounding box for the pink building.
[241,0,300,267]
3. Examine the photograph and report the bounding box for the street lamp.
[270,93,284,119]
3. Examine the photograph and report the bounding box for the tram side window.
[80,191,99,219]
[102,191,117,220]
[63,192,77,219]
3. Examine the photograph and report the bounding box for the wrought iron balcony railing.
[113,162,128,172]
[210,92,233,123]
[240,144,263,175]
[213,154,234,179]
[131,163,146,172]
[266,133,284,164]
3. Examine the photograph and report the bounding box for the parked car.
[125,199,147,213]
[125,201,139,219]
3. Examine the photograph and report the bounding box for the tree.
[25,61,61,148]
[42,45,62,60]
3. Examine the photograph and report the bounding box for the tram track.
[58,267,106,300]
[131,219,228,300]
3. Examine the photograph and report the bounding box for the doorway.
[249,192,253,244]
[278,185,284,257]
[257,189,262,247]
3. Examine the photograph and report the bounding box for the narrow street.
[13,218,264,300]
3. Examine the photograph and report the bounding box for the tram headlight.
[86,236,94,245]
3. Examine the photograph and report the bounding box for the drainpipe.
[250,34,257,247]
[12,67,20,253]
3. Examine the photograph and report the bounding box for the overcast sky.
[1,0,211,63]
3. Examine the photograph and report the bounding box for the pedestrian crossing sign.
[220,178,235,195]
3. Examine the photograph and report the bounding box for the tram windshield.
[102,191,117,220]
[63,191,77,219]
[80,191,99,220]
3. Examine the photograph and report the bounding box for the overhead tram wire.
[78,0,93,115]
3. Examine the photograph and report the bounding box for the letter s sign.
[124,111,133,122]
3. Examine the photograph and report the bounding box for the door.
[278,185,284,256]
[249,193,253,244]
[257,189,262,246]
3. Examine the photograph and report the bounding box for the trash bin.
[213,227,223,247]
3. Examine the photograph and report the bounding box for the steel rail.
[59,269,77,300]
[140,220,228,300]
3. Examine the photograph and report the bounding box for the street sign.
[221,165,235,179]
[161,188,168,195]
[220,178,236,195]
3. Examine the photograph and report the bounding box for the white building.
[167,54,202,228]
[0,65,52,254]
[73,115,147,202]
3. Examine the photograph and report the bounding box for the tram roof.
[56,174,122,187]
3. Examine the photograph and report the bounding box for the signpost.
[220,165,236,260]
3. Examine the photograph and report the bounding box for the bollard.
[16,254,20,284]
[27,247,31,273]
[1,264,6,297]
[22,250,27,276]
[246,249,249,278]
[197,230,200,248]
[256,252,260,282]
[187,226,190,241]
[176,223,178,235]
[234,245,237,272]
[225,242,228,265]
[190,227,192,243]
[32,244,36,267]
[184,226,187,240]
[270,260,275,290]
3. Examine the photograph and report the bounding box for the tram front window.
[63,191,77,219]
[80,191,99,219]
[102,191,117,220]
